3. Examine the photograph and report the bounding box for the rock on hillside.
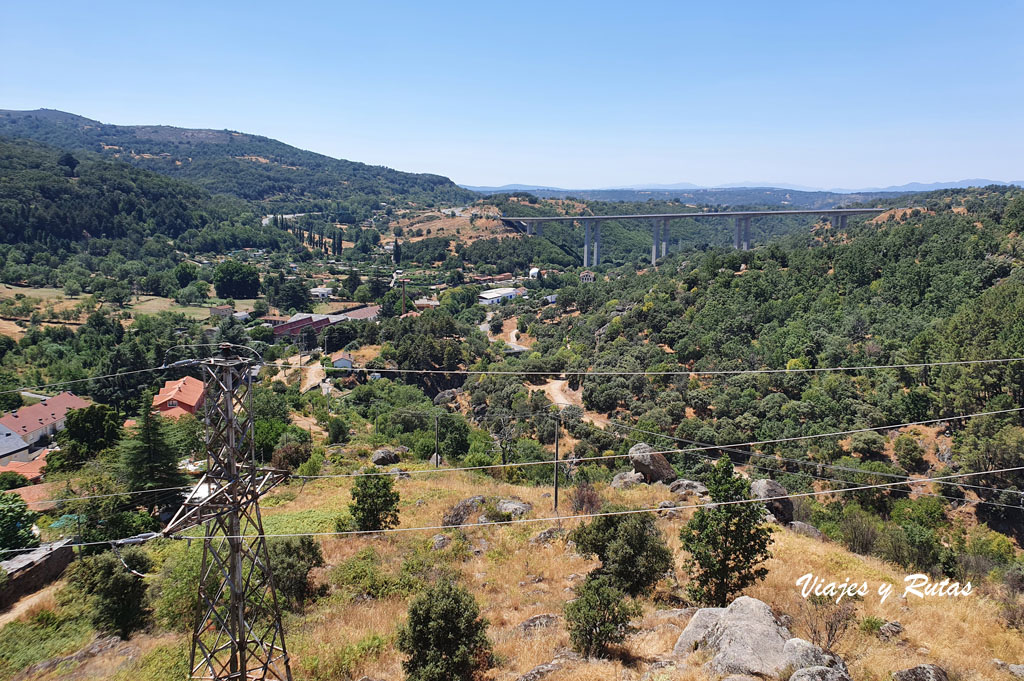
[628,443,676,483]
[750,478,794,523]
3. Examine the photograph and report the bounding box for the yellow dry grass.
[257,469,1024,681]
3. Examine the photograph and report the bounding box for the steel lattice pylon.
[165,354,292,681]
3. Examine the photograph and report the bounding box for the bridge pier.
[734,217,742,249]
[593,222,601,266]
[651,219,659,265]
[742,217,751,250]
[526,222,534,236]
[536,222,543,237]
[661,219,669,258]
[583,220,592,268]
[840,215,848,230]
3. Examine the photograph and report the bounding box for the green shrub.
[306,633,387,681]
[569,508,672,597]
[267,536,325,611]
[859,615,884,633]
[63,548,152,638]
[894,435,925,470]
[295,454,323,477]
[565,574,641,658]
[397,580,492,681]
[349,473,400,531]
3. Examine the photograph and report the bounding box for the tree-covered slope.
[0,109,477,211]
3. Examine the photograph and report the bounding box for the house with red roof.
[0,448,48,484]
[0,392,91,446]
[153,376,205,419]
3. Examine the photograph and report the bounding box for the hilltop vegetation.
[0,109,476,213]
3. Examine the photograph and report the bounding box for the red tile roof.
[160,406,192,420]
[153,377,205,411]
[342,305,381,320]
[0,392,91,438]
[8,480,61,511]
[0,449,48,483]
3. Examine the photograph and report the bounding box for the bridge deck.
[501,207,887,223]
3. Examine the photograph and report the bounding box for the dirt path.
[300,363,326,394]
[534,379,609,427]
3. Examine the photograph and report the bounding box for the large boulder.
[892,665,949,681]
[750,478,794,524]
[702,596,790,678]
[611,471,645,489]
[496,498,532,518]
[442,495,484,526]
[433,389,459,405]
[789,668,852,681]
[672,607,724,656]
[371,448,399,466]
[669,479,708,497]
[629,443,677,483]
[788,521,825,541]
[877,620,903,641]
[783,638,848,674]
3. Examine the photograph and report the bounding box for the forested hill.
[0,109,476,212]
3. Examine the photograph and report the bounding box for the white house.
[310,287,333,301]
[478,287,521,305]
[529,267,540,279]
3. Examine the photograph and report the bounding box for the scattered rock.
[892,665,949,681]
[936,441,954,465]
[669,479,708,496]
[916,647,930,656]
[371,448,399,465]
[530,527,565,545]
[878,620,903,641]
[750,478,794,524]
[428,453,444,467]
[703,597,790,678]
[565,573,583,583]
[672,607,724,656]
[1010,663,1024,679]
[611,471,645,489]
[517,613,560,633]
[789,667,852,681]
[388,466,410,479]
[993,659,1008,670]
[497,498,532,518]
[788,521,825,541]
[394,445,409,454]
[641,660,680,681]
[433,388,459,405]
[443,495,484,526]
[514,662,562,681]
[431,534,451,551]
[629,443,677,483]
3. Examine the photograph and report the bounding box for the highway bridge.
[500,207,889,266]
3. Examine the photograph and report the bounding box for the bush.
[268,536,325,611]
[565,574,641,658]
[840,505,881,555]
[568,480,601,514]
[850,431,887,459]
[349,473,400,531]
[894,435,924,470]
[0,491,38,551]
[328,417,349,445]
[397,580,492,681]
[859,615,884,633]
[63,549,152,638]
[798,595,856,652]
[295,453,323,477]
[0,472,28,491]
[569,508,672,597]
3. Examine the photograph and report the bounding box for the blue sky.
[1,1,1021,189]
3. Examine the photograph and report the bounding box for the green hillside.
[0,109,477,212]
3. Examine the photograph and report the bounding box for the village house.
[153,376,205,419]
[478,287,521,305]
[0,392,91,446]
[0,424,30,464]
[330,351,355,370]
[309,286,333,301]
[209,304,233,319]
[579,270,596,283]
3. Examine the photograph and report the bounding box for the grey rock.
[878,620,903,641]
[703,596,791,677]
[936,441,953,465]
[992,659,1007,670]
[641,660,680,681]
[428,453,444,467]
[497,498,532,518]
[653,607,696,621]
[442,495,484,526]
[388,466,410,479]
[783,638,848,674]
[750,478,794,524]
[1010,664,1024,679]
[789,521,826,541]
[892,665,949,681]
[530,527,565,544]
[433,389,458,405]
[611,470,645,489]
[669,479,708,496]
[431,533,451,551]
[514,662,562,681]
[672,607,724,656]
[720,676,761,681]
[789,667,852,681]
[629,443,677,483]
[517,613,560,633]
[371,448,399,465]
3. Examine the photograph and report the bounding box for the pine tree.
[679,457,773,606]
[118,400,187,513]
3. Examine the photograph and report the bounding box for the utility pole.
[165,350,292,681]
[434,412,440,468]
[553,412,560,512]
[401,279,407,316]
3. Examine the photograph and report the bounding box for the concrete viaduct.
[500,208,888,267]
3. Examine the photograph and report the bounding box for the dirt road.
[534,379,610,427]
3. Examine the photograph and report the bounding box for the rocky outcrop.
[629,443,676,483]
[672,597,850,680]
[788,521,825,541]
[611,471,645,489]
[433,388,460,405]
[442,495,484,526]
[891,665,949,681]
[428,453,444,467]
[430,533,451,551]
[877,620,903,641]
[497,498,532,518]
[516,613,560,634]
[530,527,565,545]
[750,478,793,523]
[371,448,399,465]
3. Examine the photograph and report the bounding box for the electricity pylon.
[165,351,292,681]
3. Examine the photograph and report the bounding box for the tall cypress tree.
[118,397,188,513]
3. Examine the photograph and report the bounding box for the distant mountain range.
[464,179,1023,195]
[0,109,475,212]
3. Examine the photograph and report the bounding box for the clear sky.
[1,1,1021,189]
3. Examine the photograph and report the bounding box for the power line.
[268,355,1024,377]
